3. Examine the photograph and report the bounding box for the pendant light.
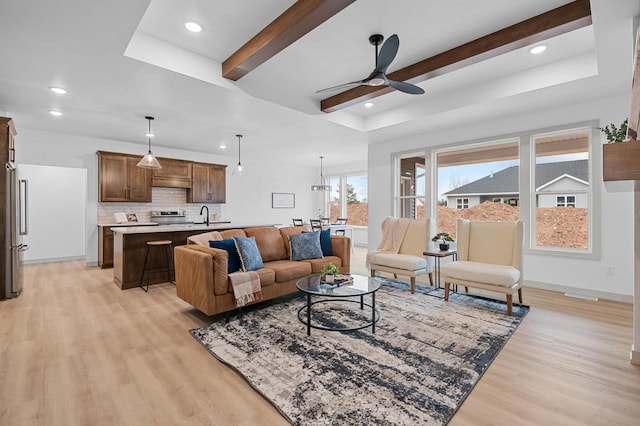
[233,134,244,175]
[137,116,162,169]
[311,156,331,191]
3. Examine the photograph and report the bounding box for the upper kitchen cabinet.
[152,158,192,188]
[98,151,151,202]
[188,163,226,203]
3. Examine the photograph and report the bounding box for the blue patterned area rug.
[190,279,528,425]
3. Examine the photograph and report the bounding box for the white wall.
[19,164,86,263]
[16,129,318,266]
[369,93,634,299]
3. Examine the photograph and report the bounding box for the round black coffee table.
[296,274,381,335]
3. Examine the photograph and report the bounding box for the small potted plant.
[597,118,628,143]
[321,262,339,283]
[432,232,454,251]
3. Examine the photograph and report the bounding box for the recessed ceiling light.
[145,131,154,137]
[529,45,547,55]
[184,21,202,33]
[48,110,63,116]
[49,86,67,94]
[364,102,374,108]
[219,142,227,149]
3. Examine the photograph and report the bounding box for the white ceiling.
[0,0,639,167]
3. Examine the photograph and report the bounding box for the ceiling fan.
[316,33,425,95]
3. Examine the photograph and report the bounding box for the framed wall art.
[272,192,295,209]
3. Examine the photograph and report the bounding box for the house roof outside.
[444,159,588,196]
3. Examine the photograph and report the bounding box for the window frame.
[391,120,600,260]
[393,151,429,219]
[325,170,368,228]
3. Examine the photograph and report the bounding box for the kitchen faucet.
[199,205,209,226]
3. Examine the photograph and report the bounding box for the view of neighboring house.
[444,159,588,208]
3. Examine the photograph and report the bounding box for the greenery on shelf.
[321,262,339,276]
[597,118,629,143]
[432,232,455,243]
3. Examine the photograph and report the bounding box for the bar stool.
[139,240,174,292]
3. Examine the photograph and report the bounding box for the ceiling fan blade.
[387,79,425,95]
[375,34,399,73]
[315,80,363,93]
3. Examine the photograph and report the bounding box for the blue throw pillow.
[209,239,241,273]
[233,236,264,271]
[303,229,333,256]
[290,231,324,261]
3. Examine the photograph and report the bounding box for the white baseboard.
[23,256,86,265]
[525,279,632,304]
[631,345,640,366]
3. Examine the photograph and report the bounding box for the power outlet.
[606,266,615,276]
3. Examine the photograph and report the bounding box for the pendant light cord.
[236,134,242,165]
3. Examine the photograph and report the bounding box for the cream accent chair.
[440,219,523,316]
[368,218,435,294]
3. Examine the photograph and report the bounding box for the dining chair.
[309,219,323,232]
[335,217,348,235]
[292,218,304,226]
[320,217,330,225]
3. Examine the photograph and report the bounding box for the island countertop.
[110,222,282,235]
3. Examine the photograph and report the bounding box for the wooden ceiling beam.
[320,0,592,113]
[222,0,356,81]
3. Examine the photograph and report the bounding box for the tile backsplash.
[98,187,223,223]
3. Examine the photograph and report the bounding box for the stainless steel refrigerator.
[5,163,28,298]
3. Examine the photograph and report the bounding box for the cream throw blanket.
[366,217,411,266]
[229,271,262,307]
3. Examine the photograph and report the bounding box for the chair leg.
[506,294,513,316]
[410,277,415,294]
[370,269,376,278]
[465,286,469,293]
[393,273,398,279]
[444,282,450,301]
[428,272,434,286]
[518,287,523,304]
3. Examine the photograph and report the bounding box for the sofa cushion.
[290,231,324,261]
[303,229,333,256]
[368,252,427,271]
[219,229,247,239]
[263,260,312,282]
[302,256,343,273]
[233,236,264,271]
[228,267,275,292]
[245,227,288,262]
[279,226,309,257]
[209,239,242,273]
[188,231,223,246]
[440,260,520,287]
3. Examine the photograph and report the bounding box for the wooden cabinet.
[98,151,151,202]
[0,117,17,300]
[188,163,226,203]
[152,158,192,188]
[98,226,115,268]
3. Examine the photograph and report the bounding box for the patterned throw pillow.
[209,239,242,273]
[302,229,333,256]
[233,236,264,271]
[289,231,324,261]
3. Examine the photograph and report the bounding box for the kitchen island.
[111,223,280,290]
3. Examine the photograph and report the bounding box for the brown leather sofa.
[174,226,351,316]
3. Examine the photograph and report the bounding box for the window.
[326,173,368,226]
[533,128,590,250]
[456,198,469,209]
[397,154,426,219]
[556,195,576,207]
[435,140,519,236]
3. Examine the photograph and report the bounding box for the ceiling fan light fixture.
[369,78,385,86]
[137,116,162,169]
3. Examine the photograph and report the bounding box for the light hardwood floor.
[1,249,639,425]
